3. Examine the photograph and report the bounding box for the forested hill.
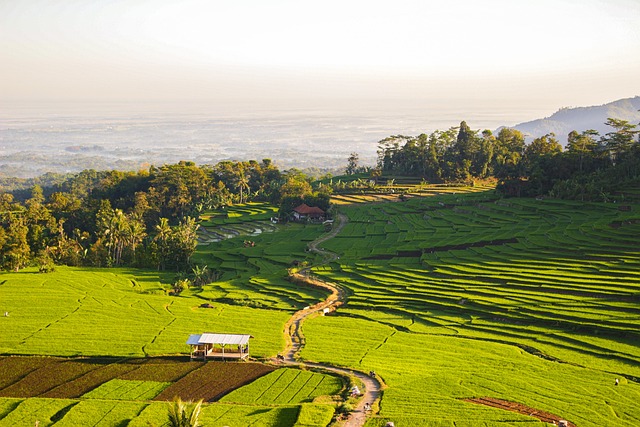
[511,96,640,144]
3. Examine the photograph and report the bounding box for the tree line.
[0,159,328,273]
[373,118,640,200]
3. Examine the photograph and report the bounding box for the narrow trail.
[275,212,381,427]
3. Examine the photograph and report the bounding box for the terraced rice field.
[198,202,280,244]
[302,192,640,426]
[0,356,339,426]
[0,267,289,357]
[3,189,639,426]
[0,357,271,401]
[154,360,275,401]
[0,202,344,426]
[330,183,494,206]
[220,368,344,404]
[82,380,172,400]
[194,202,329,310]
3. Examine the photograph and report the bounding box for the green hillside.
[1,191,639,426]
[302,192,640,426]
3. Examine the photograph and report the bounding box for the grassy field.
[0,203,341,426]
[301,192,640,426]
[2,192,639,426]
[0,356,273,400]
[0,356,341,426]
[0,266,290,357]
[220,368,344,405]
[193,202,330,310]
[0,396,307,427]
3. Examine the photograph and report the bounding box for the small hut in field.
[292,203,325,222]
[186,333,252,361]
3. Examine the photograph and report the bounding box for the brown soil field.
[156,361,275,402]
[465,397,576,426]
[0,356,275,402]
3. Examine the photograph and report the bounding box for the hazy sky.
[2,0,640,111]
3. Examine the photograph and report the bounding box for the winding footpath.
[276,213,381,427]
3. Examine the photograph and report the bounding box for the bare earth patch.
[465,396,576,426]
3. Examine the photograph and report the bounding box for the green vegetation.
[193,204,329,310]
[2,144,640,426]
[167,397,202,427]
[0,268,289,357]
[374,119,640,201]
[0,159,328,274]
[126,401,298,427]
[52,400,147,427]
[220,368,343,405]
[294,403,336,426]
[300,192,640,426]
[0,357,335,426]
[0,398,76,427]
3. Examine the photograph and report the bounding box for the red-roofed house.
[292,203,325,222]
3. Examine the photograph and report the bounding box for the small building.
[292,203,325,222]
[186,333,252,361]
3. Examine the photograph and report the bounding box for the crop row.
[0,357,276,402]
[220,368,343,405]
[199,202,279,227]
[193,220,328,310]
[155,361,275,402]
[0,398,314,427]
[0,267,288,358]
[83,380,171,400]
[302,192,640,426]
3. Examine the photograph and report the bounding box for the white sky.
[1,0,640,111]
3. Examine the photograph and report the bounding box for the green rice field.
[220,368,344,405]
[0,267,289,357]
[1,192,639,426]
[0,356,339,426]
[193,202,329,310]
[302,192,640,426]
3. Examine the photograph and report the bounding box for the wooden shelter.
[292,203,325,222]
[186,333,252,361]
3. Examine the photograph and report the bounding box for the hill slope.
[511,96,640,144]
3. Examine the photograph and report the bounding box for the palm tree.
[154,218,171,270]
[167,397,202,427]
[236,170,250,204]
[125,216,146,260]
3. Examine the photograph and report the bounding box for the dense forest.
[0,160,329,274]
[374,118,640,199]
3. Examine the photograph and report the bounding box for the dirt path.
[276,212,381,427]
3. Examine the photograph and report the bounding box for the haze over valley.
[1,100,547,178]
[3,96,639,179]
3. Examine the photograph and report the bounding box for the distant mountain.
[509,96,640,145]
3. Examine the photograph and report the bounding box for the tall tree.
[345,152,360,175]
[601,118,639,164]
[24,185,57,256]
[444,121,478,181]
[278,170,313,200]
[1,214,30,271]
[493,128,526,180]
[235,168,250,204]
[153,217,172,271]
[566,129,600,173]
[169,216,199,270]
[149,161,209,221]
